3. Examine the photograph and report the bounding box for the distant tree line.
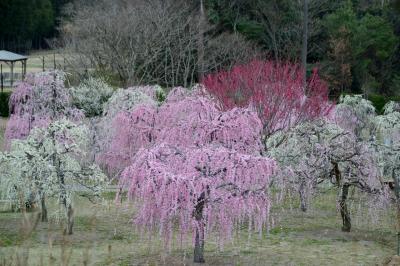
[62,0,257,88]
[205,0,400,97]
[0,0,71,52]
[2,0,399,97]
[62,0,400,97]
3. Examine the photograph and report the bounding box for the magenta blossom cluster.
[5,71,83,149]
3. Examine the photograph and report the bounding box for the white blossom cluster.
[335,94,376,139]
[70,77,114,117]
[267,118,381,210]
[267,95,399,214]
[0,120,107,214]
[127,85,166,103]
[102,87,156,118]
[373,101,400,181]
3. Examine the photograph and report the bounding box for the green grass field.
[24,50,66,73]
[0,189,396,265]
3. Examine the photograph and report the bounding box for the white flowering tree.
[374,103,400,188]
[267,119,382,231]
[0,120,107,234]
[335,94,376,140]
[127,85,166,103]
[70,77,114,117]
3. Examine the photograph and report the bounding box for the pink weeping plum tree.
[99,103,157,173]
[5,71,83,149]
[120,144,276,263]
[103,90,276,262]
[201,60,333,143]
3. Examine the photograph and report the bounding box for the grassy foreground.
[0,189,396,266]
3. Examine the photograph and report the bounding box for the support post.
[1,64,3,93]
[10,61,14,88]
[22,60,26,79]
[42,56,45,71]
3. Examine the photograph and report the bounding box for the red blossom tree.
[201,60,332,142]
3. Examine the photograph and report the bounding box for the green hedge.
[0,91,11,117]
[368,94,400,114]
[368,94,386,114]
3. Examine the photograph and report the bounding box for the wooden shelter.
[0,50,28,92]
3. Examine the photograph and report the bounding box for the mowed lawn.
[0,189,396,265]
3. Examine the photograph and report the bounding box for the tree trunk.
[339,184,351,232]
[299,180,308,212]
[25,192,36,212]
[41,195,48,222]
[58,157,74,235]
[193,191,206,263]
[66,204,74,235]
[301,0,308,89]
[61,180,74,235]
[194,222,205,263]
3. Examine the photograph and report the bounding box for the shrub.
[70,77,114,117]
[0,91,11,117]
[127,85,166,104]
[368,94,386,114]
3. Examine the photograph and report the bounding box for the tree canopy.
[0,0,71,51]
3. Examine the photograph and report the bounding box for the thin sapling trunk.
[41,194,48,222]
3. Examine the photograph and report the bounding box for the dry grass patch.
[0,190,396,265]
